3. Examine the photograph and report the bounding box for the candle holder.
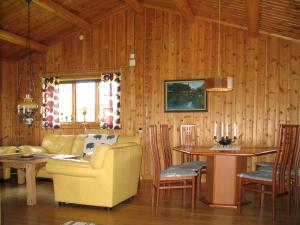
[214,136,237,147]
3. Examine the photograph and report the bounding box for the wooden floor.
[1,177,299,225]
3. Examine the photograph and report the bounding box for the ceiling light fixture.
[17,0,38,125]
[205,0,233,92]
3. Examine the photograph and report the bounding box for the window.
[57,72,121,129]
[59,80,99,123]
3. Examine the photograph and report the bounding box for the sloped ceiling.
[0,0,299,61]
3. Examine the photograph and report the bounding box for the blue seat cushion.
[256,161,274,167]
[237,171,273,182]
[161,167,198,177]
[257,165,297,177]
[177,161,206,171]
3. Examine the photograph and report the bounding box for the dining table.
[173,145,277,209]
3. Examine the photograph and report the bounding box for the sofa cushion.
[117,136,140,144]
[19,146,48,154]
[0,146,17,154]
[42,134,75,154]
[84,134,119,154]
[71,135,86,156]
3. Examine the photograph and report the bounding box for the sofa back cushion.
[71,135,86,156]
[42,134,75,154]
[71,135,140,156]
[117,136,140,144]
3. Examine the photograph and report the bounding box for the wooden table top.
[0,154,78,164]
[173,145,277,157]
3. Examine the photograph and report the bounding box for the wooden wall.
[0,61,17,146]
[8,9,143,146]
[1,7,300,177]
[142,8,300,174]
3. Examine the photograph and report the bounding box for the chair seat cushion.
[161,167,197,177]
[176,161,206,171]
[257,166,297,177]
[237,171,273,182]
[256,161,274,167]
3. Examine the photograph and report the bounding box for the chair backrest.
[148,125,161,186]
[294,130,300,171]
[273,124,300,193]
[160,124,173,169]
[180,124,198,146]
[293,127,300,189]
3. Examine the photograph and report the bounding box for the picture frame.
[164,79,207,112]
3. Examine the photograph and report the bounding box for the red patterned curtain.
[100,72,121,129]
[41,77,60,128]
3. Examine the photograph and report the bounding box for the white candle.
[226,123,229,137]
[23,107,25,114]
[214,122,217,137]
[221,123,224,137]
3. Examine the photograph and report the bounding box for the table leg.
[17,169,25,184]
[25,164,37,206]
[203,155,247,208]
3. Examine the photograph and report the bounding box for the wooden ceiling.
[0,0,299,61]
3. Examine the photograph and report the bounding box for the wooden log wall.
[0,7,300,177]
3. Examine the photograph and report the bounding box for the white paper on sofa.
[84,134,119,154]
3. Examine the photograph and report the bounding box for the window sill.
[59,123,100,129]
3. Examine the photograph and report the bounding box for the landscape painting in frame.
[164,79,207,112]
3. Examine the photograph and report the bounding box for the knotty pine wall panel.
[143,8,300,173]
[8,9,141,147]
[0,61,17,146]
[1,7,299,177]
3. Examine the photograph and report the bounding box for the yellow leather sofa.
[0,146,17,179]
[19,134,140,178]
[46,142,142,208]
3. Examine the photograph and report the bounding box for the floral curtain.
[100,72,121,129]
[41,77,60,128]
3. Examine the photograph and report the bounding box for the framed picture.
[164,79,207,112]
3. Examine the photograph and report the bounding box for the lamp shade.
[17,94,38,125]
[205,76,233,92]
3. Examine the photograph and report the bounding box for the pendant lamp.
[206,0,233,92]
[17,0,38,125]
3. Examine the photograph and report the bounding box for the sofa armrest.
[46,158,99,177]
[19,146,49,154]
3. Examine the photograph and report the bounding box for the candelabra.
[214,135,237,146]
[213,122,238,147]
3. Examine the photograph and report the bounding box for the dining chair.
[148,125,198,211]
[160,124,206,196]
[237,124,300,220]
[294,136,300,208]
[180,124,198,147]
[255,125,300,208]
[180,124,198,163]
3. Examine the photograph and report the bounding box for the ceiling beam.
[33,0,92,30]
[0,29,48,52]
[174,0,195,23]
[247,0,259,37]
[122,0,144,14]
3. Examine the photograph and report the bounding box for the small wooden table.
[0,154,76,206]
[173,145,277,208]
